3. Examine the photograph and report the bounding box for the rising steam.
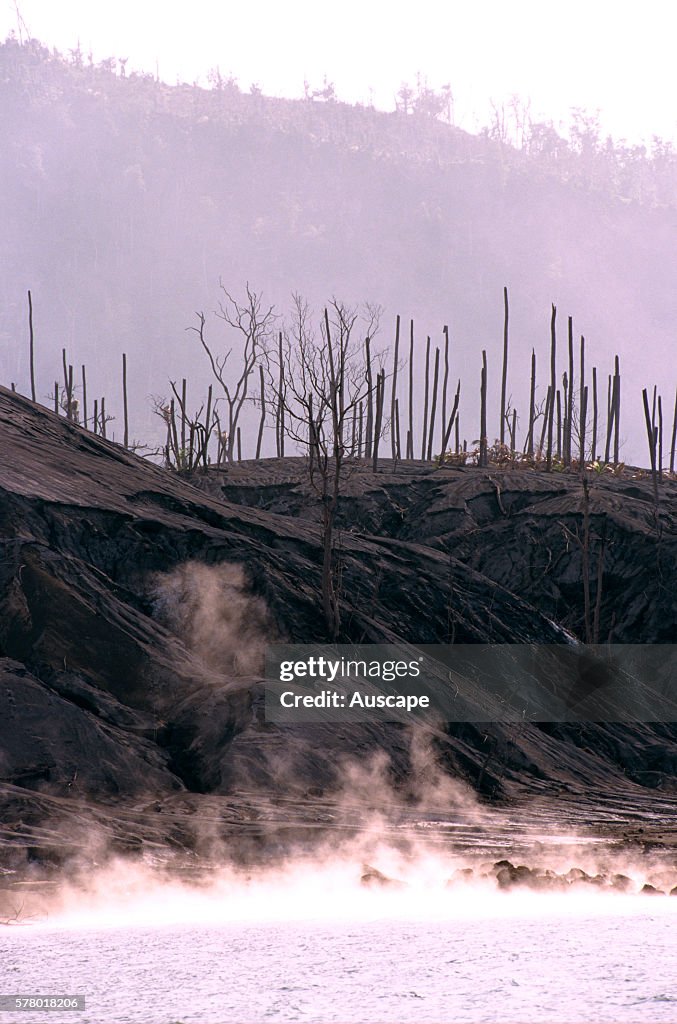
[150,561,274,678]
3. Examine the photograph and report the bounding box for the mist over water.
[2,844,676,1024]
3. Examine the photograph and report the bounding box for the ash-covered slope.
[0,386,676,866]
[197,458,677,644]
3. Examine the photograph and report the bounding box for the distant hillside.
[1,37,676,462]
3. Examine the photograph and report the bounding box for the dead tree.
[658,394,664,484]
[189,282,275,462]
[591,367,598,462]
[526,349,536,455]
[81,365,88,429]
[441,324,450,451]
[153,381,218,471]
[421,336,431,460]
[670,385,677,474]
[479,349,488,467]
[546,304,556,471]
[122,353,129,449]
[364,335,374,459]
[439,378,461,459]
[613,356,621,466]
[642,387,659,502]
[407,319,414,459]
[578,335,586,467]
[372,368,385,472]
[61,349,76,422]
[426,346,440,461]
[565,316,574,465]
[390,314,400,458]
[28,290,36,402]
[271,298,382,638]
[500,287,509,446]
[256,363,266,459]
[276,331,285,457]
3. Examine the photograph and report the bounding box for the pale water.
[1,895,676,1024]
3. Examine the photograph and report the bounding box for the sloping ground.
[197,458,677,643]
[0,386,676,871]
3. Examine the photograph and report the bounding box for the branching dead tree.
[152,380,218,471]
[188,282,276,461]
[270,297,384,638]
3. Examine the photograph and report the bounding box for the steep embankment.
[0,387,676,868]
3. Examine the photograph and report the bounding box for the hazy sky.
[2,0,676,145]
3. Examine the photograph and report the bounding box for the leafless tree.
[189,282,276,461]
[151,381,219,471]
[270,296,384,638]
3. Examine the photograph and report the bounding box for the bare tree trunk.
[566,315,574,465]
[670,385,677,474]
[579,385,588,469]
[591,367,598,462]
[579,335,586,466]
[365,335,373,459]
[215,412,225,463]
[546,304,556,471]
[203,384,213,467]
[93,397,98,434]
[526,349,536,455]
[62,349,71,420]
[390,314,400,458]
[101,397,107,439]
[426,347,440,461]
[613,356,620,466]
[358,401,364,459]
[169,398,179,465]
[421,336,431,460]
[539,386,552,456]
[122,353,129,449]
[350,403,357,457]
[82,365,88,429]
[604,372,613,463]
[500,286,509,446]
[256,364,266,459]
[54,381,59,415]
[658,394,663,484]
[28,290,36,402]
[440,379,461,457]
[642,387,658,502]
[277,331,284,458]
[407,319,414,459]
[556,389,562,459]
[181,378,187,456]
[373,369,385,472]
[479,350,488,467]
[441,324,450,451]
[394,397,401,462]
